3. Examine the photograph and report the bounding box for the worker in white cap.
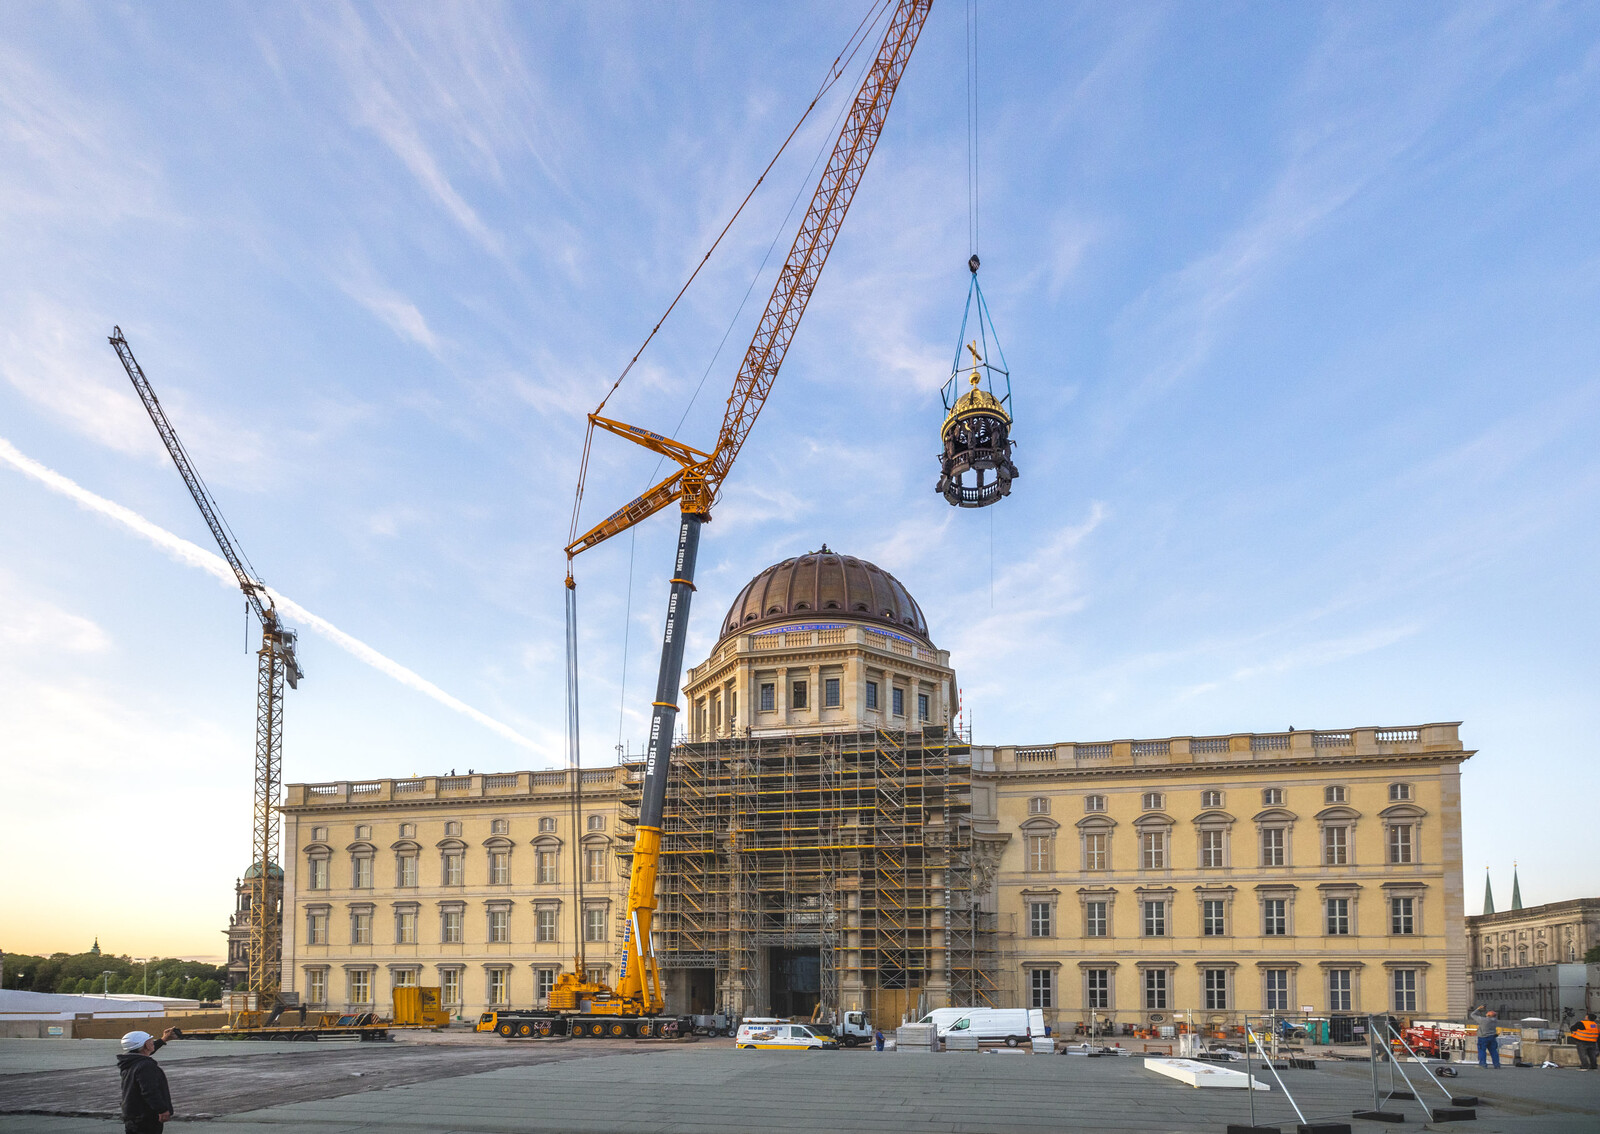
[117,1026,179,1132]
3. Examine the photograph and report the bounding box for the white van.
[735,1019,839,1050]
[916,1007,1045,1047]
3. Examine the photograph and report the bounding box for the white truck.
[807,1008,874,1047]
[916,1007,1046,1047]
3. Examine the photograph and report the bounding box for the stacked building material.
[897,1022,938,1053]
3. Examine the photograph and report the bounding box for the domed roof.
[243,862,284,880]
[719,547,931,644]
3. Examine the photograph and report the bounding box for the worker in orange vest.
[1571,1012,1599,1071]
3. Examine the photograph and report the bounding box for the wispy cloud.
[0,436,543,755]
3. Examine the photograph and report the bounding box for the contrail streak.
[0,436,540,752]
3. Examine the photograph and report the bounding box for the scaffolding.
[621,727,1001,1022]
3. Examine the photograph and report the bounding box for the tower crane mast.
[110,328,300,1008]
[539,0,932,1037]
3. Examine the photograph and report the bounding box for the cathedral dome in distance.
[718,546,930,645]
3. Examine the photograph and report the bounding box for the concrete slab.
[1144,1056,1270,1089]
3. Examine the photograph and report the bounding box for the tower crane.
[110,328,300,1010]
[506,0,933,1040]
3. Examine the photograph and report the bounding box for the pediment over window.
[1377,803,1427,820]
[345,841,376,855]
[482,836,515,850]
[1252,807,1298,824]
[1191,810,1235,827]
[1314,806,1361,822]
[1019,816,1060,833]
[1132,812,1176,830]
[435,837,467,852]
[531,834,563,849]
[580,831,614,846]
[1075,815,1117,830]
[304,842,332,859]
[389,839,421,853]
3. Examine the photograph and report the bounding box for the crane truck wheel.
[518,1023,533,1037]
[537,1022,552,1037]
[638,1022,653,1038]
[497,1023,515,1038]
[609,1023,626,1037]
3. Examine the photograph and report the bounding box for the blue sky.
[2,2,1596,958]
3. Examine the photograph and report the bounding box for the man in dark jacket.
[118,1027,178,1133]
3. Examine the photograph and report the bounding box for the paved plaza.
[3,1034,1599,1133]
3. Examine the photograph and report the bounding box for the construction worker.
[118,1027,179,1132]
[1469,1005,1501,1069]
[1571,1011,1599,1071]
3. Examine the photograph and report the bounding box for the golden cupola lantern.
[937,255,1017,508]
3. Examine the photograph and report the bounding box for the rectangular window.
[759,683,775,712]
[441,910,463,943]
[585,848,607,884]
[443,853,463,886]
[490,852,510,885]
[1084,900,1107,937]
[1263,898,1288,936]
[1143,900,1167,937]
[397,911,417,944]
[1027,834,1053,873]
[865,681,878,710]
[488,969,508,1006]
[1326,898,1350,935]
[792,681,807,709]
[441,969,461,1005]
[1323,825,1348,866]
[1028,902,1052,937]
[491,819,509,835]
[393,968,417,988]
[1392,969,1417,1012]
[1201,790,1223,808]
[1390,897,1415,935]
[536,908,557,942]
[1144,969,1168,1009]
[307,912,328,945]
[1202,899,1226,936]
[1141,831,1167,869]
[1084,832,1108,870]
[1200,829,1224,868]
[1028,797,1050,815]
[1328,969,1352,1012]
[1142,792,1164,811]
[349,970,370,1004]
[917,692,929,721]
[1388,825,1414,864]
[1203,969,1228,1011]
[1086,969,1109,1009]
[1262,788,1284,806]
[1261,828,1285,867]
[1084,795,1106,813]
[1389,783,1412,802]
[398,855,418,888]
[307,969,326,1005]
[488,909,509,943]
[355,824,371,840]
[538,850,559,884]
[1325,785,1347,804]
[351,912,372,944]
[1030,969,1053,1009]
[312,826,328,842]
[309,859,329,890]
[892,687,905,717]
[824,678,841,708]
[584,907,608,943]
[353,857,373,889]
[536,968,556,1003]
[1265,969,1289,1012]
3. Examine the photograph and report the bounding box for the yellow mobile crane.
[110,329,300,1018]
[483,0,932,1041]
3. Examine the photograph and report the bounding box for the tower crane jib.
[109,328,299,1008]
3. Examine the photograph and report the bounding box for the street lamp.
[134,958,149,996]
[101,971,114,997]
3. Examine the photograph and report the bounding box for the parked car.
[736,1019,839,1050]
[915,1007,1045,1047]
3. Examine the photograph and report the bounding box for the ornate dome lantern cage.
[937,255,1017,508]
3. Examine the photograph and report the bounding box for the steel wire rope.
[612,12,890,753]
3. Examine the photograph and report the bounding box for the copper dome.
[718,547,931,644]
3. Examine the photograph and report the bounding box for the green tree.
[1585,944,1600,964]
[197,980,221,1002]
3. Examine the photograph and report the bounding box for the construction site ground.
[2,1033,1597,1133]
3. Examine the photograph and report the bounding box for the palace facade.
[278,550,1472,1027]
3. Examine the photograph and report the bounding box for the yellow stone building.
[278,550,1471,1027]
